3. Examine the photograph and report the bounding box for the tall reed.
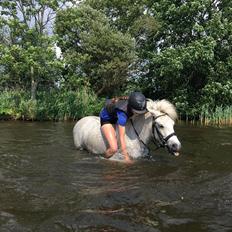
[0,89,104,121]
[200,106,232,126]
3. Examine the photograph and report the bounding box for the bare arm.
[118,125,131,161]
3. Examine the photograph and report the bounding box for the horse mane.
[146,99,178,121]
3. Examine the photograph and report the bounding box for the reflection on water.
[0,121,232,232]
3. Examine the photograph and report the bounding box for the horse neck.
[132,112,153,144]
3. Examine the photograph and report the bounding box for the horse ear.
[146,99,155,113]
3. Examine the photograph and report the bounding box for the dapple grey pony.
[73,99,181,160]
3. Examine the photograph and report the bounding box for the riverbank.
[179,106,232,126]
[1,90,231,125]
[0,90,104,121]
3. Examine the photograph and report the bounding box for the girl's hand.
[125,155,133,164]
[118,125,133,164]
[122,149,133,164]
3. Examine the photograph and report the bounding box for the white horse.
[73,99,181,160]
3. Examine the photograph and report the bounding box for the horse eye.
[159,124,164,128]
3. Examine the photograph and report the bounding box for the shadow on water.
[0,121,232,232]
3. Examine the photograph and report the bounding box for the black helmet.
[128,92,147,114]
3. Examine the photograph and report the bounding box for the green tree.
[85,0,232,115]
[0,0,65,100]
[142,0,232,115]
[55,5,136,95]
[84,0,159,82]
[84,0,153,32]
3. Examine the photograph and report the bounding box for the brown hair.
[111,96,129,103]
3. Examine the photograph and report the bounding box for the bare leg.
[101,124,118,158]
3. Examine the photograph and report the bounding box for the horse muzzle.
[167,139,181,156]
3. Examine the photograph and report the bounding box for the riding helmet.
[128,92,147,114]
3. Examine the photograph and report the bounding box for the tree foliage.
[146,0,232,103]
[0,0,231,120]
[0,0,64,99]
[55,5,136,95]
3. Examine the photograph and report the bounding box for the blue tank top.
[100,108,128,126]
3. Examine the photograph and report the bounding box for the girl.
[100,91,147,162]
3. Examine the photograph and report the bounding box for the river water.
[0,121,231,232]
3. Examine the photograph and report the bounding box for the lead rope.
[130,119,151,155]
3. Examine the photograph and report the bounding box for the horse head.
[146,99,181,156]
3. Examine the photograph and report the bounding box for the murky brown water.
[0,121,231,232]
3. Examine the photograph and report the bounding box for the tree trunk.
[30,66,38,101]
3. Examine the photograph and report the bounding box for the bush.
[0,89,104,121]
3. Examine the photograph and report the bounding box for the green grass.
[0,89,104,121]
